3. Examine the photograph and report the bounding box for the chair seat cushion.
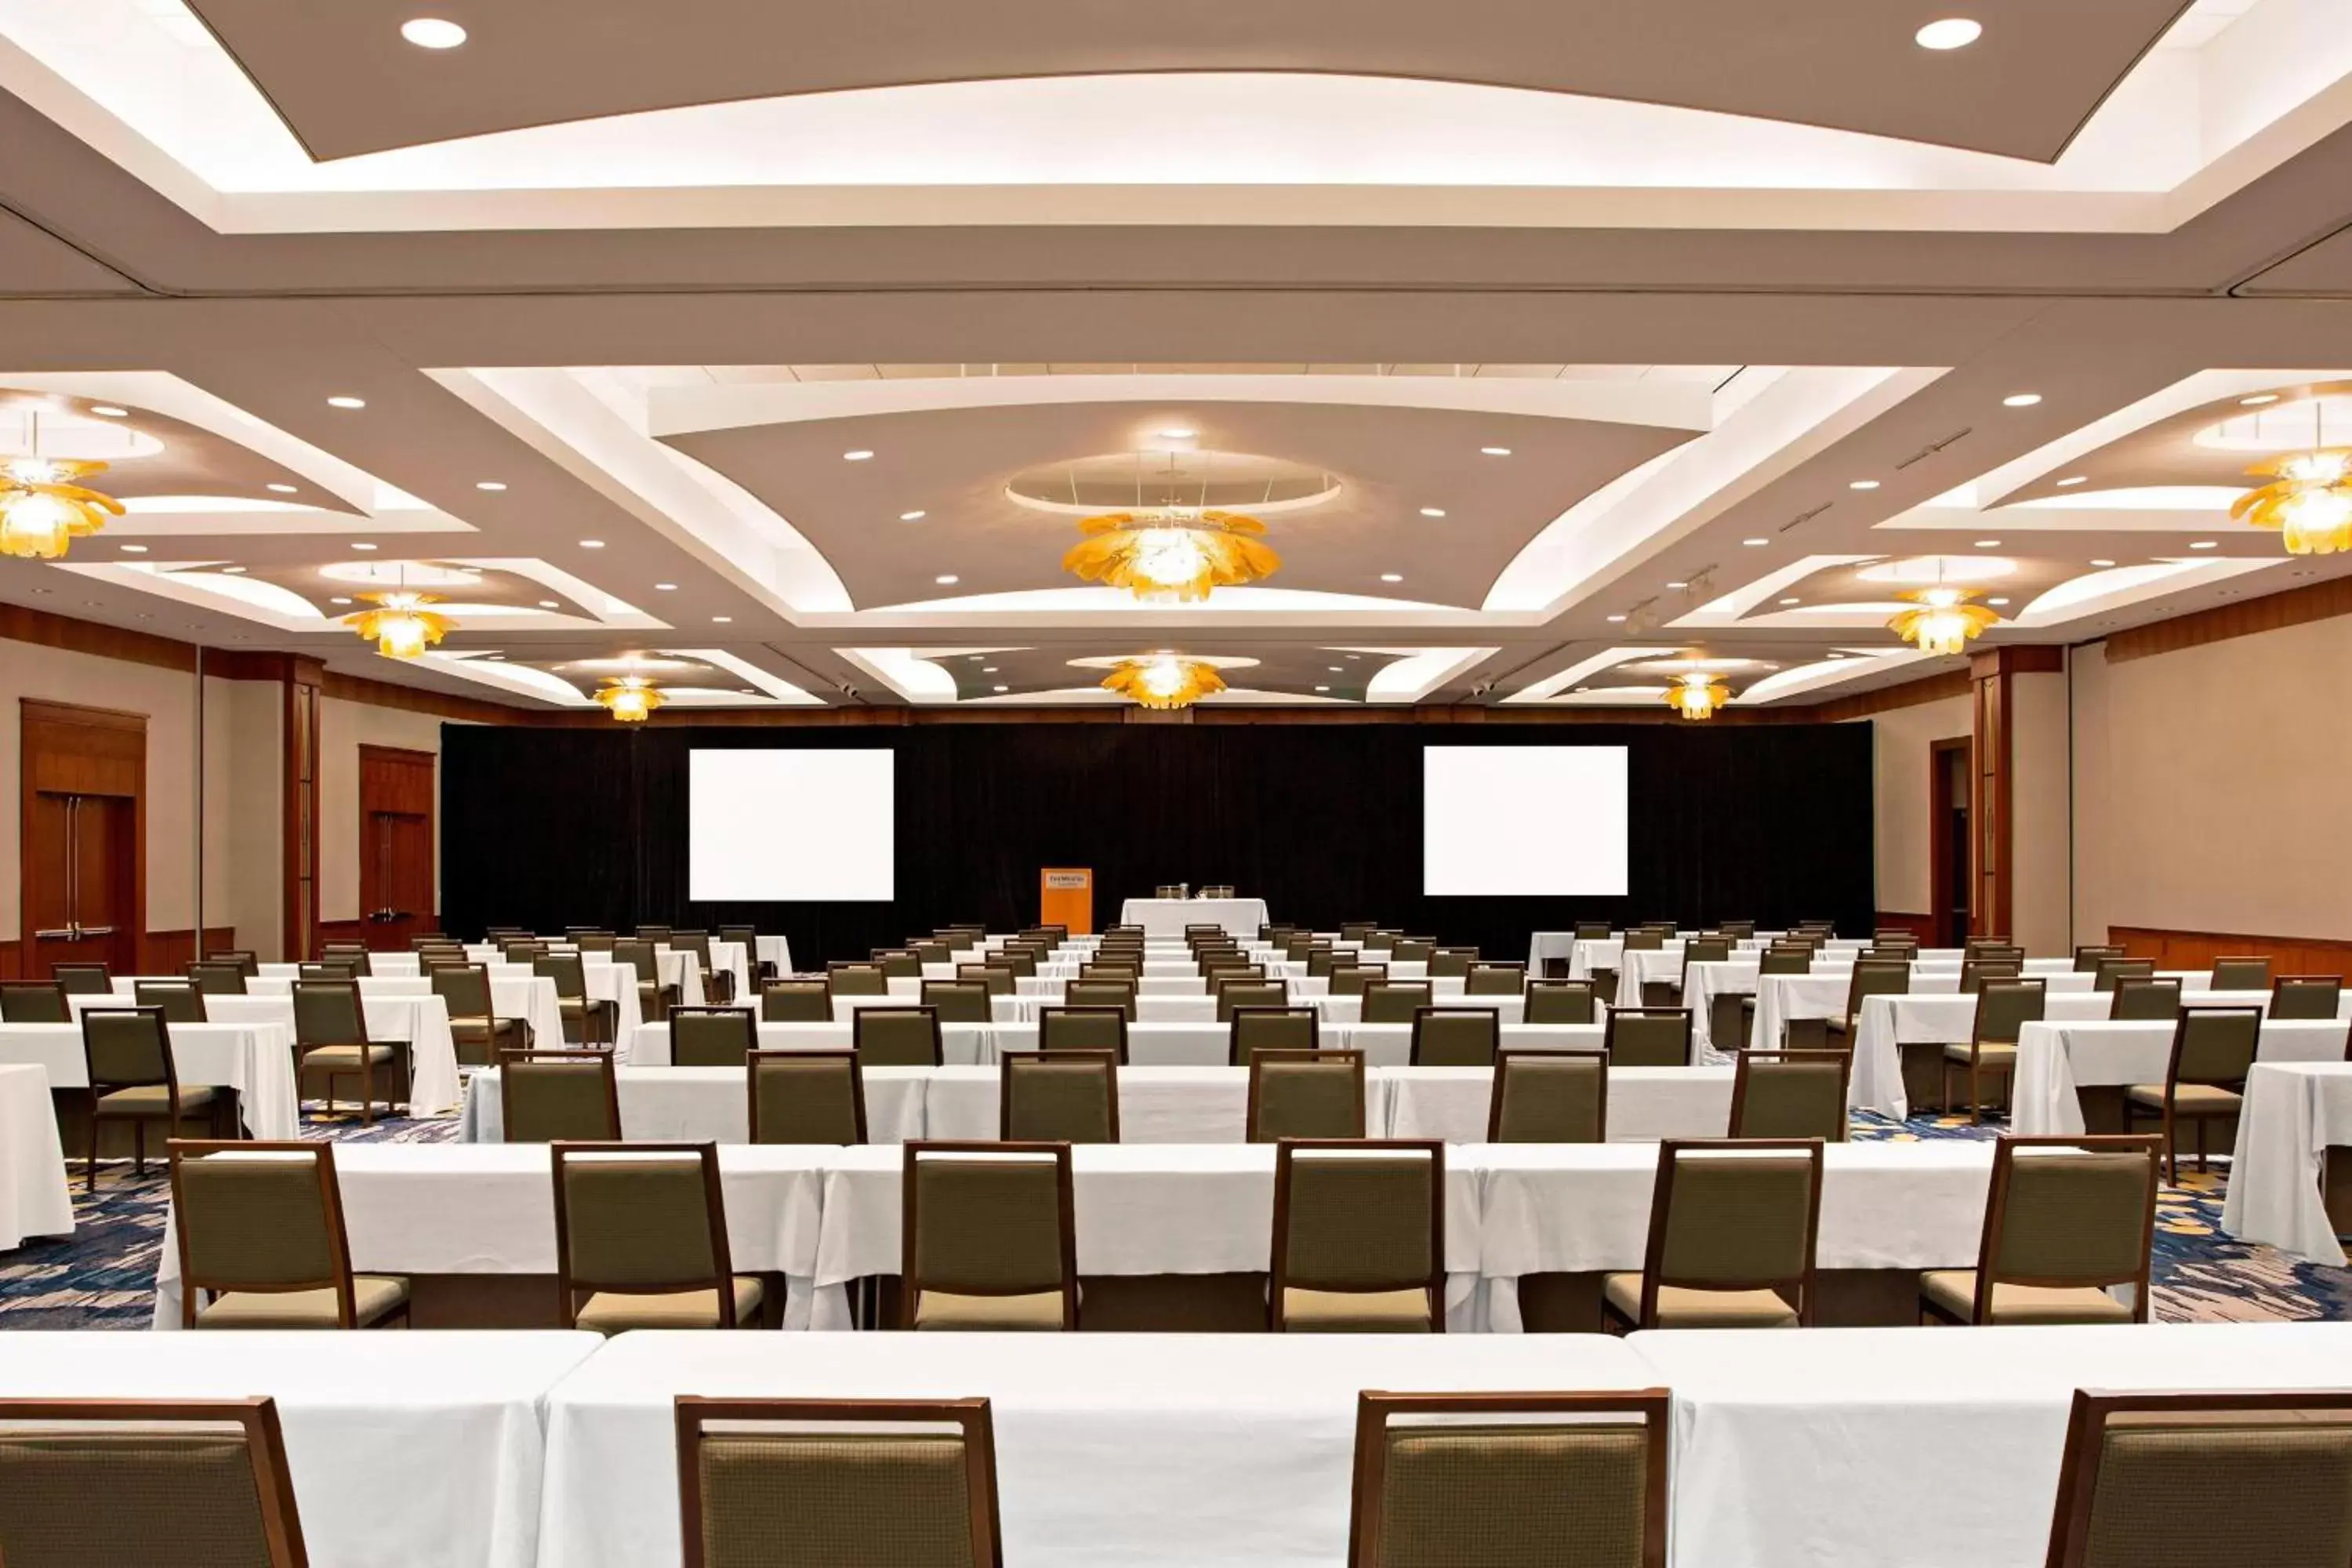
[1943,1042,2018,1062]
[575,1277,764,1333]
[196,1275,408,1329]
[1602,1273,1799,1328]
[913,1289,1069,1330]
[1920,1269,2135,1325]
[1279,1287,1433,1332]
[300,1044,397,1067]
[2124,1082,2243,1113]
[95,1083,216,1115]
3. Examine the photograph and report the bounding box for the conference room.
[5,2,2352,1563]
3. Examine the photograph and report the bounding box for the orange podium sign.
[1039,867,1094,935]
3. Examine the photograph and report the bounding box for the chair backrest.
[901,1142,1077,1329]
[2094,957,2156,993]
[429,961,495,1022]
[1973,1135,2159,1320]
[0,980,70,1023]
[81,1007,174,1091]
[717,924,760,954]
[2169,1006,2263,1089]
[747,1050,866,1145]
[828,962,890,996]
[1524,980,1599,1025]
[1970,979,2047,1044]
[53,963,111,996]
[501,941,550,964]
[2041,1389,2352,1568]
[1363,981,1434,1025]
[1346,1390,1669,1568]
[1247,1049,1367,1141]
[673,1396,1003,1568]
[1038,1006,1128,1062]
[207,950,260,978]
[1389,939,1435,964]
[920,979,993,1024]
[575,932,617,956]
[908,940,953,966]
[552,1143,735,1319]
[1332,965,1387,998]
[319,945,372,978]
[500,1049,622,1142]
[298,960,358,982]
[1065,980,1138,1019]
[1621,930,1665,953]
[1000,1051,1120,1143]
[132,979,208,1024]
[1410,1007,1499,1067]
[1269,1140,1442,1329]
[1229,1007,1320,1068]
[1465,962,1526,996]
[854,1006,944,1067]
[167,1141,353,1322]
[1759,946,1813,976]
[185,960,250,996]
[2108,977,2182,1022]
[1425,947,1477,979]
[1573,921,1613,941]
[760,981,833,1022]
[2209,955,2273,992]
[1681,939,1733,978]
[1842,960,1911,1021]
[2073,944,2126,973]
[1728,1051,1850,1141]
[1487,1051,1606,1143]
[1958,958,2023,993]
[993,949,1039,980]
[1639,1138,1823,1319]
[2274,975,2344,1021]
[635,924,673,946]
[535,952,589,1001]
[1214,979,1290,1022]
[955,964,1016,996]
[292,980,368,1048]
[1858,946,1914,964]
[1603,1007,1692,1068]
[872,949,924,980]
[670,931,713,968]
[672,1007,759,1068]
[0,1396,311,1567]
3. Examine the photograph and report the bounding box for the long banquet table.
[0,1063,72,1250]
[1116,896,1269,939]
[80,986,464,1116]
[2010,1015,2350,1135]
[0,1018,301,1139]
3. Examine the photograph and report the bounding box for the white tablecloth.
[2223,1061,2352,1265]
[0,1063,71,1249]
[1385,1064,1733,1143]
[0,1020,300,1139]
[2013,1017,2352,1135]
[88,990,462,1116]
[993,993,1223,1025]
[461,1064,931,1147]
[1116,898,1270,939]
[0,1330,601,1568]
[1639,1323,2352,1568]
[1331,1021,1597,1068]
[1316,994,1526,1026]
[627,1018,996,1067]
[536,1330,1657,1568]
[755,935,793,975]
[1849,991,2126,1118]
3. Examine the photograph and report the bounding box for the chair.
[1339,922,1378,943]
[553,1142,761,1331]
[1601,1139,1824,1330]
[1818,960,1910,1048]
[853,1005,944,1066]
[499,1048,622,1142]
[2209,955,2273,992]
[208,949,261,978]
[1942,978,2048,1123]
[2108,977,2182,1022]
[81,1007,217,1192]
[1670,939,1733,1005]
[901,1142,1078,1330]
[636,924,674,946]
[1390,939,1436,965]
[2274,975,2344,1020]
[1727,1051,1851,1141]
[1919,1134,2160,1325]
[1410,1007,1499,1067]
[760,979,833,1022]
[1604,1007,1693,1068]
[1858,946,1915,964]
[185,960,250,996]
[1345,1390,1669,1568]
[2125,1006,2263,1181]
[1524,979,1599,1025]
[1230,1006,1320,1068]
[292,979,408,1125]
[1363,981,1434,1025]
[2094,957,2156,993]
[747,1050,866,1145]
[131,979,208,1024]
[1307,948,1342,979]
[1269,1140,1443,1332]
[1758,945,1813,975]
[2040,1389,2352,1568]
[1465,961,1527,996]
[1487,1051,1607,1143]
[1573,921,1613,942]
[432,962,529,1066]
[956,964,1017,996]
[166,1139,409,1328]
[0,981,69,1022]
[52,963,111,996]
[0,1396,312,1566]
[719,924,778,988]
[298,961,359,982]
[826,961,891,1000]
[1039,1005,1128,1062]
[1621,930,1665,953]
[1331,965,1388,998]
[1247,1048,1367,1141]
[2073,944,2126,973]
[661,1006,752,1067]
[1000,1050,1120,1143]
[499,941,549,966]
[1965,935,2016,958]
[538,953,618,1047]
[1065,979,1138,1019]
[573,932,617,956]
[872,949,924,981]
[909,939,953,967]
[615,938,682,1023]
[1214,978,1290,1021]
[993,949,1040,981]
[673,1396,1004,1568]
[1426,947,1478,979]
[920,978,993,1024]
[1958,957,2022,993]
[320,943,373,978]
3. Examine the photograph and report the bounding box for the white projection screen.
[1422,746,1629,897]
[688,750,895,901]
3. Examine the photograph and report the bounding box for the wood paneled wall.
[0,927,236,979]
[2111,925,2352,975]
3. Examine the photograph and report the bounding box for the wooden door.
[20,701,145,977]
[358,746,435,949]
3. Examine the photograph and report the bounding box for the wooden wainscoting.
[1873,912,1938,942]
[0,927,235,979]
[2111,926,2352,975]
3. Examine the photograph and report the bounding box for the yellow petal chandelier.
[2233,445,2352,556]
[1102,655,1225,710]
[1063,510,1280,602]
[1664,671,1729,720]
[343,590,452,659]
[1889,585,2001,656]
[594,676,664,723]
[0,451,124,561]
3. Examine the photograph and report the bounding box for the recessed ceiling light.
[2190,540,2217,549]
[538,600,558,608]
[326,395,365,409]
[713,615,733,622]
[475,481,506,492]
[351,542,377,552]
[2091,558,2116,568]
[844,450,875,462]
[221,566,247,575]
[899,510,927,521]
[1779,597,1802,605]
[486,654,506,662]
[654,583,677,591]
[740,688,757,695]
[579,539,604,549]
[118,543,147,553]
[1987,597,2010,606]
[2241,394,2280,406]
[1915,17,1983,49]
[982,666,998,673]
[993,685,1009,693]
[2001,393,2042,408]
[1379,572,1403,583]
[935,574,960,585]
[1974,539,2001,547]
[1480,446,1512,456]
[399,17,467,48]
[330,597,353,605]
[1826,652,1847,660]
[1156,428,1196,440]
[1328,666,1343,673]
[1420,507,1446,518]
[1666,580,1688,590]
[2055,476,2086,487]
[1315,685,1330,693]
[1849,480,1881,491]
[89,405,129,418]
[267,482,298,493]
[1743,537,1769,546]
[1606,614,1628,622]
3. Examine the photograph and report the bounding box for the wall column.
[284,657,325,961]
[1969,644,2067,948]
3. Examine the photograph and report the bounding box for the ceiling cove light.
[1379,572,1404,583]
[1102,655,1225,710]
[1420,507,1448,518]
[594,677,662,723]
[843,450,875,462]
[1849,480,1881,491]
[1665,672,1729,721]
[89,406,129,419]
[2241,394,2281,407]
[1062,510,1277,602]
[1480,447,1512,457]
[899,510,927,521]
[267,482,299,493]
[2056,476,2087,487]
[1915,17,1983,49]
[400,17,467,48]
[474,481,506,492]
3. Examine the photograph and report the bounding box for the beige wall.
[318,696,445,925]
[2009,668,2073,956]
[1856,693,1973,916]
[212,678,283,959]
[2074,618,2352,942]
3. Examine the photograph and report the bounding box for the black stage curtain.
[441,722,1874,964]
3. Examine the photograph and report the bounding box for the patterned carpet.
[4,1102,2349,1329]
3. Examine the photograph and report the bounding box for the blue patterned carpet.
[5,1103,2349,1329]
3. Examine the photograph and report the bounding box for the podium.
[1039,867,1094,935]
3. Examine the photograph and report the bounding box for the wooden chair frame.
[1037,1004,1130,1064]
[1408,1005,1501,1066]
[1604,1137,1824,1332]
[1920,1133,2160,1326]
[1602,1006,1694,1068]
[2123,1006,2261,1182]
[1246,1047,1367,1141]
[851,1004,945,1066]
[498,1047,622,1142]
[998,1048,1121,1143]
[1486,1049,1609,1143]
[1727,1050,1853,1141]
[550,1141,745,1328]
[165,1138,401,1330]
[1269,1138,1445,1331]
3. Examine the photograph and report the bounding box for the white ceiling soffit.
[6,0,2352,233]
[54,556,669,634]
[1733,648,1930,703]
